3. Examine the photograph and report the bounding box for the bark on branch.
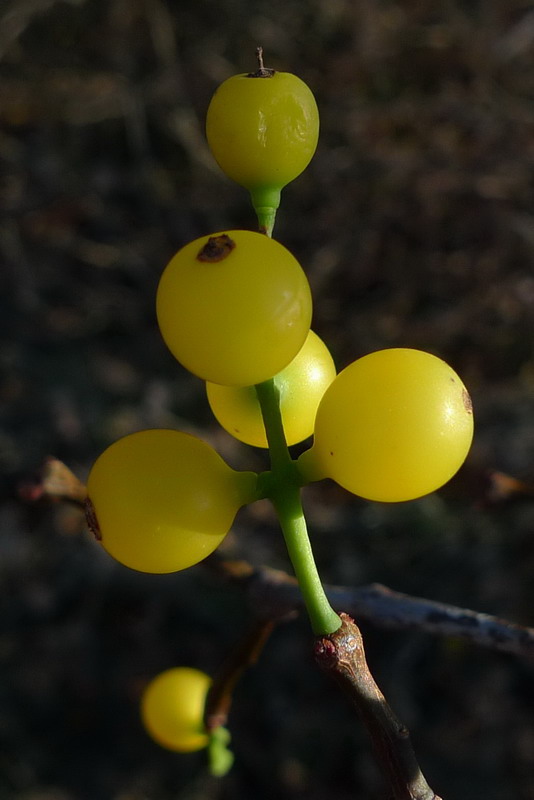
[315,613,442,800]
[19,459,534,661]
[208,558,534,660]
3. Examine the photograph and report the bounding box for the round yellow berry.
[299,348,474,502]
[206,330,336,447]
[140,667,211,752]
[156,230,312,386]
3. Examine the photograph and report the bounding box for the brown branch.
[20,461,531,797]
[19,460,534,661]
[315,613,442,800]
[207,558,534,660]
[15,455,534,660]
[204,619,275,732]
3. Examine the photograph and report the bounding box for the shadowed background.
[1,0,534,798]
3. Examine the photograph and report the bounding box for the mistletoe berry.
[86,429,257,573]
[206,47,319,235]
[156,230,312,387]
[299,348,474,503]
[141,667,211,752]
[206,330,336,448]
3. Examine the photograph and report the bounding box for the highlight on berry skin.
[298,348,474,503]
[206,330,337,448]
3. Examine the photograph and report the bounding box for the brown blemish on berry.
[84,497,102,541]
[197,234,236,262]
[462,389,473,414]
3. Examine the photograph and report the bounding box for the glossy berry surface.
[206,70,319,217]
[86,429,257,573]
[156,230,312,386]
[140,667,211,752]
[206,330,336,447]
[299,348,473,502]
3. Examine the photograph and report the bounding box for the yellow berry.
[206,66,319,232]
[86,429,257,573]
[299,348,474,502]
[156,230,312,386]
[206,330,336,447]
[141,667,211,752]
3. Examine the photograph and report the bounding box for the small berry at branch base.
[141,667,211,752]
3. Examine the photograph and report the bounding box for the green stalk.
[255,380,341,635]
[252,189,339,634]
[250,187,280,237]
[254,379,292,474]
[272,482,341,635]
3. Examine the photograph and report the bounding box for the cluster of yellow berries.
[85,52,474,757]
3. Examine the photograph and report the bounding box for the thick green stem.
[252,187,339,634]
[255,380,341,635]
[254,379,292,473]
[272,484,341,635]
[250,187,280,237]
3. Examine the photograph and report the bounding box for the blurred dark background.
[1,0,534,798]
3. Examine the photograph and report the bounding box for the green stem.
[250,187,280,237]
[255,379,292,473]
[252,183,339,634]
[255,380,341,635]
[273,484,341,635]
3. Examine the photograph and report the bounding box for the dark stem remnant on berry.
[84,497,102,541]
[247,46,275,78]
[315,613,442,800]
[197,234,236,263]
